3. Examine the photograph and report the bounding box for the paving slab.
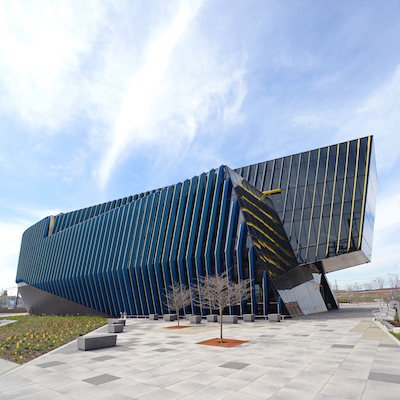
[1,304,399,399]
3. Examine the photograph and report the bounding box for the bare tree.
[353,283,362,292]
[164,281,193,327]
[373,277,386,290]
[363,282,373,291]
[345,284,354,292]
[388,274,400,300]
[195,271,251,343]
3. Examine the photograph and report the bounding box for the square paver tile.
[219,362,250,370]
[36,361,66,368]
[368,371,400,384]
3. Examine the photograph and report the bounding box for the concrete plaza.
[0,304,399,400]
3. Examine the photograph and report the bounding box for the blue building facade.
[16,136,377,317]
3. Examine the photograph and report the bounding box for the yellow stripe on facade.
[246,221,295,258]
[357,136,371,250]
[315,146,330,260]
[336,141,350,255]
[325,144,340,257]
[347,139,360,252]
[241,206,286,240]
[240,197,280,224]
[305,149,320,261]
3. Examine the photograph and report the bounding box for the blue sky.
[1,0,400,294]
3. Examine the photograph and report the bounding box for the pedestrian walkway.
[0,304,399,399]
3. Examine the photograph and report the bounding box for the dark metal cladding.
[16,136,376,317]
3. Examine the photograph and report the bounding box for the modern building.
[16,136,377,317]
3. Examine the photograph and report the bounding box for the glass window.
[317,157,327,183]
[310,149,319,161]
[255,162,266,189]
[280,167,290,188]
[263,169,272,191]
[326,156,337,181]
[336,154,346,180]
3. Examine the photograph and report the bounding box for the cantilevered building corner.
[16,136,377,317]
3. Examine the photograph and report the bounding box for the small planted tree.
[195,271,251,343]
[164,281,193,327]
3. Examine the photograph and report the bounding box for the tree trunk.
[177,312,180,327]
[220,307,223,343]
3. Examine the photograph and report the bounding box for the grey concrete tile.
[339,360,373,372]
[36,361,66,368]
[284,376,326,394]
[319,382,364,400]
[314,393,351,400]
[226,369,264,382]
[165,380,206,394]
[210,377,249,391]
[138,389,183,400]
[188,373,221,385]
[179,385,234,400]
[53,380,94,395]
[117,383,159,397]
[219,361,249,370]
[368,371,400,384]
[69,386,115,400]
[204,366,236,377]
[91,355,116,361]
[153,348,173,352]
[332,366,370,380]
[361,379,400,399]
[185,362,216,373]
[0,376,32,391]
[90,393,134,400]
[39,375,79,389]
[304,361,340,374]
[83,373,120,385]
[11,389,68,400]
[224,393,266,400]
[270,387,317,400]
[239,381,280,398]
[328,375,368,391]
[3,383,47,398]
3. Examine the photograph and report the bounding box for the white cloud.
[0,222,25,258]
[0,0,106,131]
[97,0,249,189]
[335,65,400,172]
[98,0,204,188]
[0,222,26,291]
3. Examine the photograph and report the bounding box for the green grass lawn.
[0,315,107,364]
[391,332,400,341]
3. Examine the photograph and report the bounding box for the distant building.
[0,294,25,309]
[16,136,376,317]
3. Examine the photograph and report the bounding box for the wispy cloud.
[96,0,248,189]
[0,0,106,131]
[97,1,204,188]
[291,64,400,172]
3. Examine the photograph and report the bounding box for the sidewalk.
[0,304,399,399]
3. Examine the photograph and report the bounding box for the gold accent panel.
[48,216,56,236]
[260,188,281,200]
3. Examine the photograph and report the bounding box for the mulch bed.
[163,326,191,329]
[196,338,248,347]
[389,321,400,327]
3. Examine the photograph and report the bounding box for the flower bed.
[0,315,107,364]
